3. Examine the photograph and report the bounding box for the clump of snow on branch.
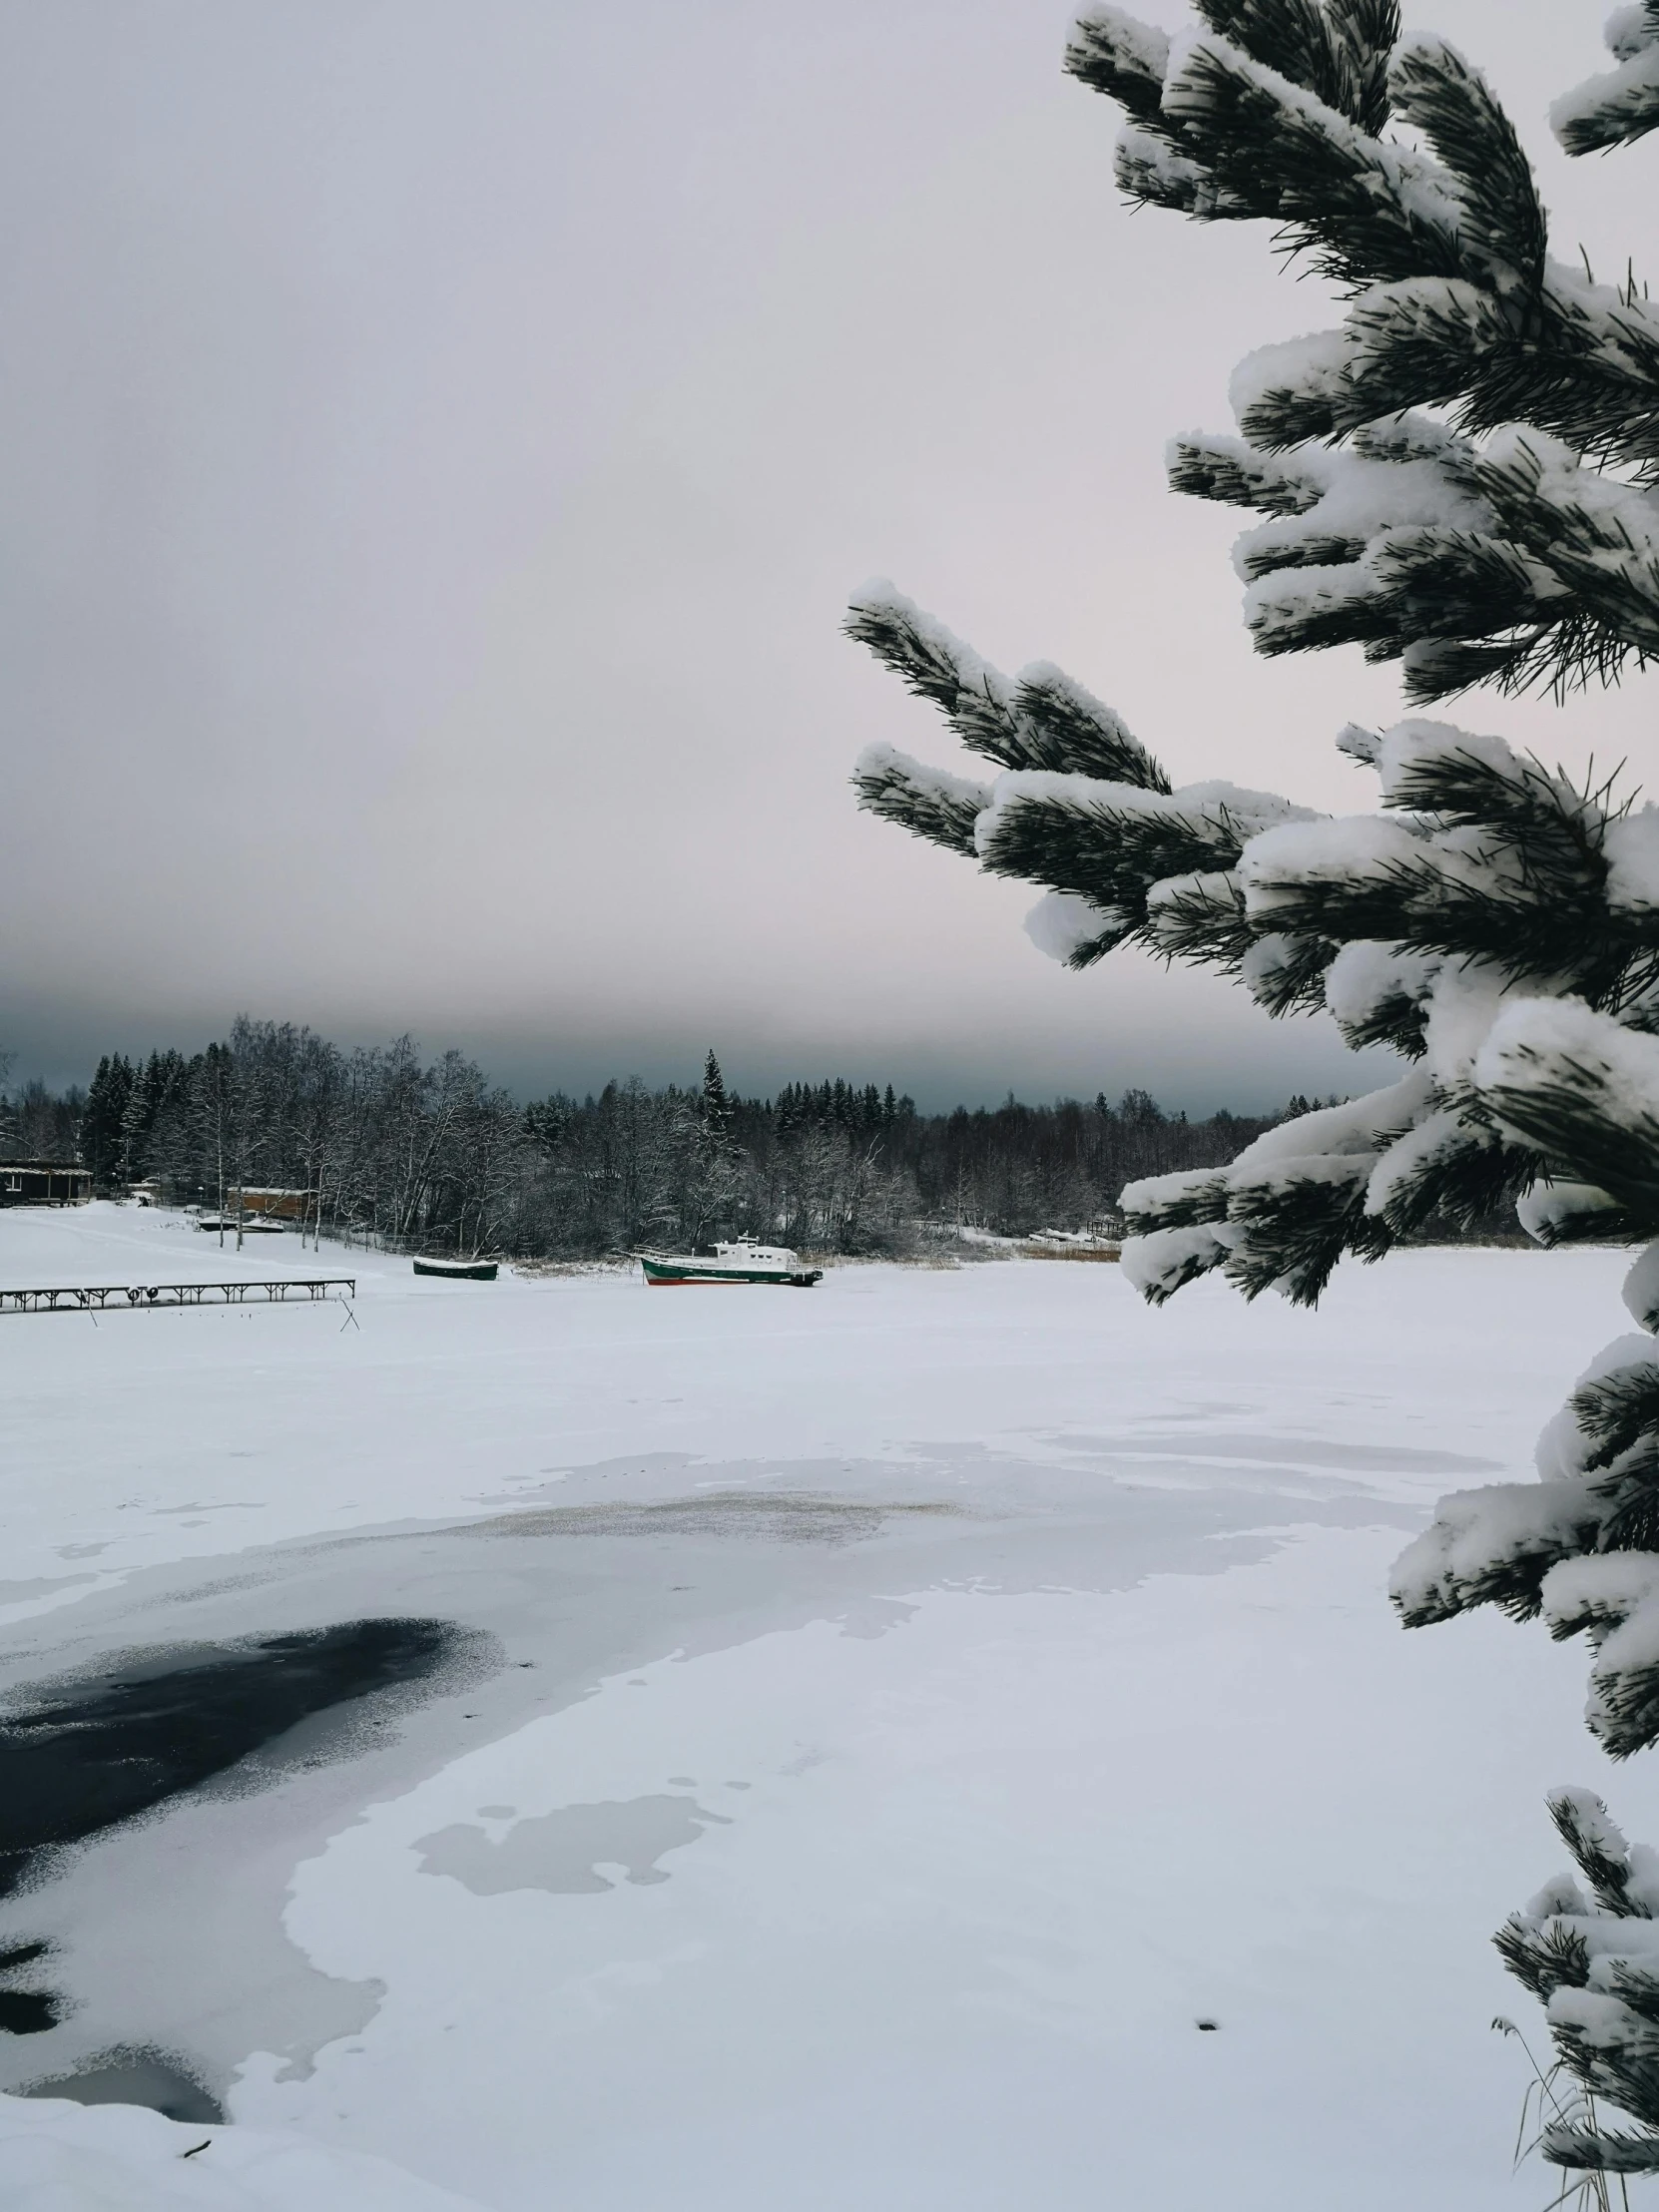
[1552,6,1659,155]
[1625,1243,1659,1333]
[1023,890,1127,964]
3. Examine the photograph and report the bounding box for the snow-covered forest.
[1,1023,1302,1256]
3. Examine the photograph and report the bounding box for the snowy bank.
[0,2093,487,2211]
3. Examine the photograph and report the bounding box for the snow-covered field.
[0,1202,1650,2208]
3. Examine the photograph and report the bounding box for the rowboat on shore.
[412,1257,499,1281]
[638,1241,823,1288]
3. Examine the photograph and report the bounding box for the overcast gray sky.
[1,0,1654,1109]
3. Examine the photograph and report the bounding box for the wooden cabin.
[0,1161,93,1208]
[227,1187,308,1221]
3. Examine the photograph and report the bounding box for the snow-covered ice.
[0,1202,1652,2208]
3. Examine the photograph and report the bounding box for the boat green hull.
[640,1254,821,1287]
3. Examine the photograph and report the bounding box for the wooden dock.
[0,1278,356,1316]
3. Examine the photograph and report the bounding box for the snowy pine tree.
[701,1050,735,1149]
[848,1,1659,2174]
[80,1053,135,1190]
[689,1050,741,1246]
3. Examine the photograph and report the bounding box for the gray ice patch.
[462,1492,962,1546]
[1054,1431,1501,1474]
[0,1576,99,1607]
[833,1596,918,1640]
[414,1795,733,1896]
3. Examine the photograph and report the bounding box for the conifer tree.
[700,1050,734,1148]
[689,1050,740,1246]
[80,1054,134,1189]
[847,0,1659,2173]
[119,1052,166,1181]
[522,1097,568,1157]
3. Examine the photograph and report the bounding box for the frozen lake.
[0,1202,1649,2208]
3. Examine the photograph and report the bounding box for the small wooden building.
[227,1187,308,1221]
[1,1161,93,1208]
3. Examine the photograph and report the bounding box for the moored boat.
[412,1257,499,1281]
[638,1241,822,1287]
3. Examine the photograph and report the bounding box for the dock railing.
[0,1278,356,1316]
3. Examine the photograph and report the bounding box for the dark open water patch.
[19,2047,224,2123]
[0,1940,57,2033]
[0,1617,469,1901]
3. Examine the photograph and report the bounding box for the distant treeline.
[0,1019,1309,1257]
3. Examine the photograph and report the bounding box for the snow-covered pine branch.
[974,772,1314,956]
[1494,1789,1659,2173]
[843,583,1169,786]
[1393,1302,1659,1749]
[852,595,1651,1024]
[1161,24,1459,291]
[1169,412,1659,702]
[1475,1000,1659,1232]
[850,744,989,858]
[1064,7,1659,700]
